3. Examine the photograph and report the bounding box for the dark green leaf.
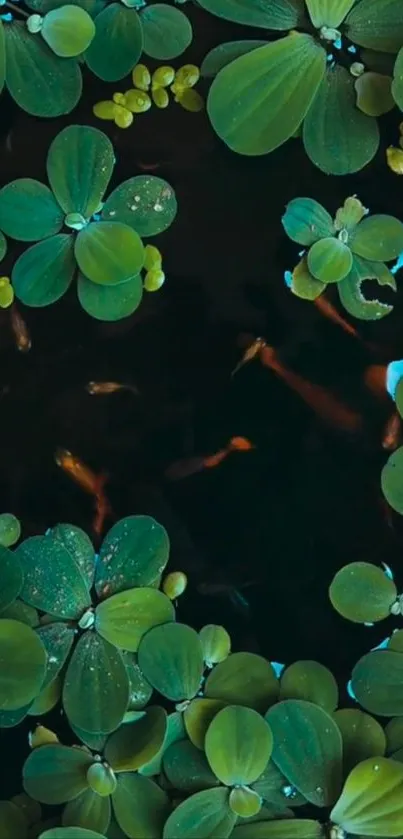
[338,255,396,321]
[12,234,75,307]
[95,515,170,598]
[137,622,203,701]
[392,47,403,110]
[49,523,96,591]
[102,176,177,237]
[351,650,403,716]
[62,788,111,833]
[195,0,304,29]
[77,272,143,322]
[205,652,279,712]
[23,744,92,804]
[279,660,338,711]
[85,4,143,81]
[0,801,28,839]
[139,710,185,776]
[0,544,23,611]
[104,706,167,771]
[333,708,386,775]
[163,739,219,792]
[0,619,47,710]
[0,179,63,242]
[231,819,323,838]
[16,533,91,619]
[329,561,397,622]
[350,215,403,261]
[95,587,175,652]
[345,0,403,53]
[282,197,334,245]
[47,125,114,218]
[382,446,403,514]
[163,787,236,839]
[201,41,267,78]
[112,773,170,839]
[141,4,192,59]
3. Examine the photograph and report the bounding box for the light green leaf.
[0,513,21,547]
[195,0,304,29]
[95,587,175,652]
[112,773,170,839]
[345,0,403,53]
[355,71,395,116]
[334,197,368,232]
[163,739,219,792]
[104,706,167,771]
[205,652,279,712]
[77,272,143,322]
[163,787,236,839]
[205,705,273,786]
[141,4,192,59]
[0,179,64,242]
[95,515,170,598]
[138,622,204,701]
[29,674,62,715]
[279,660,338,711]
[199,625,231,667]
[351,650,403,716]
[207,32,326,155]
[23,744,92,804]
[0,619,47,710]
[47,125,114,218]
[350,215,403,261]
[392,47,403,110]
[0,544,23,611]
[337,255,396,321]
[231,820,323,838]
[139,711,185,776]
[16,533,91,619]
[201,41,267,78]
[4,22,82,116]
[41,5,95,56]
[305,0,355,27]
[329,561,397,623]
[334,709,386,775]
[102,176,177,237]
[266,699,342,806]
[289,257,325,300]
[308,237,352,283]
[184,698,227,751]
[282,197,334,245]
[62,788,111,834]
[85,3,143,81]
[75,222,144,285]
[330,756,403,836]
[303,64,379,174]
[12,234,75,307]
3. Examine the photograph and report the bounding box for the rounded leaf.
[75,222,144,286]
[207,33,326,155]
[201,40,267,78]
[206,705,272,786]
[334,709,386,775]
[330,562,397,623]
[307,237,352,284]
[12,234,75,307]
[0,231,7,262]
[251,758,306,808]
[42,6,95,56]
[138,622,204,701]
[16,533,91,619]
[104,706,167,771]
[265,699,342,806]
[205,652,279,712]
[355,71,394,116]
[345,0,403,53]
[163,739,219,792]
[282,198,334,246]
[351,650,403,716]
[392,47,403,111]
[63,632,129,734]
[337,255,396,321]
[351,214,403,262]
[199,625,231,667]
[0,544,23,611]
[184,698,227,750]
[0,801,29,839]
[0,599,38,627]
[23,744,92,804]
[62,787,111,833]
[141,4,192,59]
[334,197,368,233]
[112,772,170,839]
[382,446,403,514]
[47,125,114,218]
[288,257,325,300]
[102,176,177,237]
[163,787,236,839]
[0,513,21,547]
[0,179,63,242]
[139,710,185,777]
[77,272,143,322]
[229,787,262,818]
[95,515,170,598]
[330,756,403,836]
[49,524,96,592]
[279,660,338,711]
[85,4,143,82]
[0,619,46,710]
[95,586,175,652]
[87,763,117,796]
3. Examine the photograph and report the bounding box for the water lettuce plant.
[198,0,403,173]
[0,124,177,321]
[282,195,403,320]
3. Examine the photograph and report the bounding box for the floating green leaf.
[392,47,403,110]
[330,756,403,835]
[205,652,279,711]
[102,177,177,238]
[23,744,92,805]
[163,787,236,839]
[0,513,21,547]
[355,71,394,116]
[16,534,91,619]
[0,800,29,839]
[0,230,6,262]
[385,716,403,755]
[63,633,129,733]
[75,222,144,285]
[163,739,219,792]
[0,180,63,242]
[282,197,334,246]
[12,234,76,307]
[229,786,262,818]
[329,562,397,623]
[47,125,114,218]
[195,0,303,29]
[199,625,231,667]
[0,620,46,710]
[95,587,174,652]
[201,41,267,78]
[252,758,306,808]
[39,829,107,839]
[266,699,342,806]
[338,256,396,321]
[77,272,143,322]
[207,33,326,156]
[139,710,185,776]
[231,819,324,838]
[138,622,203,702]
[305,0,355,27]
[140,4,192,59]
[85,4,143,82]
[96,516,170,598]
[279,660,338,711]
[123,652,153,711]
[41,5,95,57]
[389,630,403,652]
[104,706,167,771]
[0,544,23,612]
[334,197,368,233]
[334,709,386,775]
[62,787,111,833]
[112,772,170,839]
[345,0,403,53]
[308,237,352,283]
[184,698,227,750]
[289,257,325,300]
[0,599,38,627]
[29,674,62,716]
[206,705,272,786]
[351,215,403,261]
[351,650,403,716]
[382,446,403,514]
[49,524,96,591]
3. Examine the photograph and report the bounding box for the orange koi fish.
[165,436,254,481]
[11,306,31,352]
[382,411,401,451]
[55,448,112,537]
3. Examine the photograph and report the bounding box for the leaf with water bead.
[122,652,153,710]
[36,621,75,691]
[337,255,396,321]
[95,587,174,652]
[205,705,272,786]
[48,524,96,591]
[63,633,129,734]
[0,801,29,839]
[75,222,144,286]
[77,272,143,322]
[288,257,325,300]
[330,756,403,835]
[163,787,236,839]
[282,197,335,246]
[329,562,397,623]
[95,515,170,598]
[0,619,47,710]
[231,819,324,838]
[102,176,177,238]
[351,650,403,716]
[199,625,231,667]
[62,787,111,833]
[139,711,186,776]
[265,699,343,806]
[350,215,403,262]
[0,544,23,612]
[12,234,76,308]
[0,513,20,547]
[41,5,95,57]
[0,179,64,242]
[307,237,352,284]
[205,652,279,712]
[16,534,91,619]
[104,706,166,771]
[163,738,219,792]
[85,4,143,82]
[382,446,403,514]
[141,4,192,59]
[47,125,114,218]
[112,772,170,839]
[345,0,403,53]
[333,709,386,775]
[279,660,338,711]
[252,759,306,808]
[138,622,204,702]
[23,744,92,805]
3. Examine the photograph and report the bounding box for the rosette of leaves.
[381,378,403,515]
[0,515,174,738]
[84,0,193,82]
[198,0,403,173]
[0,0,95,116]
[282,196,403,320]
[0,124,177,321]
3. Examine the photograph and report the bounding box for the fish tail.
[364,365,387,400]
[165,456,206,480]
[203,449,228,469]
[229,589,250,614]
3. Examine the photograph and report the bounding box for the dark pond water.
[1,0,403,800]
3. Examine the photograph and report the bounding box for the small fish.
[231,337,266,376]
[240,335,362,433]
[55,448,112,537]
[137,161,162,172]
[10,305,31,352]
[165,436,254,480]
[382,411,401,451]
[86,380,139,396]
[197,580,255,615]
